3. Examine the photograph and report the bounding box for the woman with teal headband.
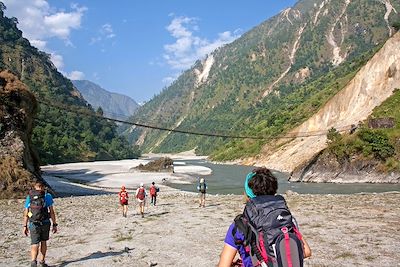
[244,172,257,199]
[218,167,311,267]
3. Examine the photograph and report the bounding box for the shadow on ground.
[57,248,132,266]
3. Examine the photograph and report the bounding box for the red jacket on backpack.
[150,185,157,196]
[119,190,128,205]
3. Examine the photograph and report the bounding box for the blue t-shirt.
[25,192,54,224]
[224,223,254,267]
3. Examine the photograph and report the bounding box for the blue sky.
[3,0,296,103]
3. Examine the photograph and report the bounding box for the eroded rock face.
[0,70,42,198]
[290,151,400,183]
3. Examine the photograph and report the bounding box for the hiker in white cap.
[135,183,147,218]
[197,178,207,207]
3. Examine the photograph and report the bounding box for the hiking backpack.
[198,182,206,193]
[232,195,304,267]
[150,186,157,196]
[28,190,50,223]
[137,188,145,200]
[119,191,128,204]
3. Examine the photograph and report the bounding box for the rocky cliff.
[0,70,42,198]
[249,32,400,182]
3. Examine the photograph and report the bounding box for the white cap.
[140,182,144,187]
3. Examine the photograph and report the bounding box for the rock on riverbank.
[290,151,400,183]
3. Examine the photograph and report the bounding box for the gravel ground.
[0,186,399,267]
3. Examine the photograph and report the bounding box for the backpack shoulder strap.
[232,214,248,245]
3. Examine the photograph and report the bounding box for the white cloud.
[2,0,86,43]
[43,11,84,39]
[30,39,47,50]
[50,53,64,69]
[90,23,116,45]
[101,23,116,39]
[66,71,85,80]
[163,16,241,70]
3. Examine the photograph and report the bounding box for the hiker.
[149,182,159,206]
[118,185,129,217]
[218,167,311,267]
[135,183,147,218]
[197,177,207,207]
[23,181,58,267]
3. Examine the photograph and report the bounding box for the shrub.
[358,129,395,160]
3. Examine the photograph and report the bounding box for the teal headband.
[245,172,256,199]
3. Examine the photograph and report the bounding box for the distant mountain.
[127,0,400,167]
[73,80,139,121]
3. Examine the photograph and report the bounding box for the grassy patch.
[114,232,133,242]
[334,252,355,259]
[365,255,377,261]
[311,223,323,228]
[75,238,87,244]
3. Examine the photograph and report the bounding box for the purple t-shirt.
[224,223,254,267]
[224,219,300,267]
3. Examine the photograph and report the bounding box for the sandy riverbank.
[41,156,211,196]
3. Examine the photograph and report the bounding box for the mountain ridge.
[72,80,139,121]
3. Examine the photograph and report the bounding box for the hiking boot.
[141,213,144,218]
[31,260,37,267]
[38,261,49,267]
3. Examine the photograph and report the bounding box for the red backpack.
[119,191,128,204]
[137,188,145,200]
[150,186,157,196]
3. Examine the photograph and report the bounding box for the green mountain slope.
[0,6,140,164]
[127,0,400,159]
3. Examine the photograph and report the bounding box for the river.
[168,159,400,194]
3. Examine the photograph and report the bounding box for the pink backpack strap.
[282,227,293,267]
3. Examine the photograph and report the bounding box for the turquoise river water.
[168,160,400,195]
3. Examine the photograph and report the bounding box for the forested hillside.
[0,4,140,164]
[127,0,400,161]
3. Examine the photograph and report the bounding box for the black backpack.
[232,195,304,267]
[199,182,206,193]
[28,190,50,223]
